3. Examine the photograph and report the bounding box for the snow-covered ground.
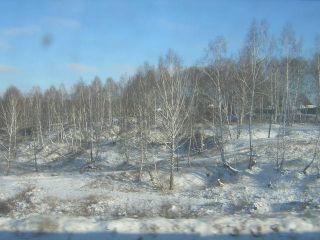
[0,123,320,239]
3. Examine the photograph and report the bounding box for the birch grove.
[0,20,319,186]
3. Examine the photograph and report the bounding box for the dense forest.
[1,20,320,185]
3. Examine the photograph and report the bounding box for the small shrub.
[144,224,160,233]
[37,217,59,233]
[230,197,253,213]
[159,204,182,219]
[12,185,35,204]
[0,201,11,215]
[85,194,99,205]
[77,195,101,216]
[0,186,36,216]
[45,197,59,211]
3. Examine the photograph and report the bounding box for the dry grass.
[12,185,35,204]
[0,185,36,216]
[37,217,59,233]
[76,194,101,216]
[45,196,60,212]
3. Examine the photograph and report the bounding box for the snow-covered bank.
[0,124,319,239]
[0,213,319,240]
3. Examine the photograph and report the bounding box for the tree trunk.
[268,108,273,138]
[139,136,144,182]
[248,83,256,169]
[169,140,175,190]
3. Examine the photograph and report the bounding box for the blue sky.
[0,0,320,93]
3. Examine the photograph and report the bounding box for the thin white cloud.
[2,25,40,37]
[0,65,19,73]
[68,63,98,74]
[108,64,137,75]
[0,41,13,51]
[45,17,81,29]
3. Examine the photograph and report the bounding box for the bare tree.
[106,77,116,127]
[303,34,320,175]
[1,87,22,175]
[277,24,299,170]
[29,87,45,171]
[202,37,239,173]
[71,81,89,148]
[156,50,194,190]
[240,20,268,169]
[313,34,320,121]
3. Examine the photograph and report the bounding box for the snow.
[0,123,320,239]
[0,214,319,239]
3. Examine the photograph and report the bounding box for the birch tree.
[202,37,239,173]
[277,24,298,170]
[1,87,22,175]
[29,87,45,171]
[241,20,268,169]
[303,34,320,174]
[313,34,320,121]
[156,50,194,190]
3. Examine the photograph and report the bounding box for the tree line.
[1,20,320,187]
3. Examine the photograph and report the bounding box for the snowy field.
[0,123,320,240]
